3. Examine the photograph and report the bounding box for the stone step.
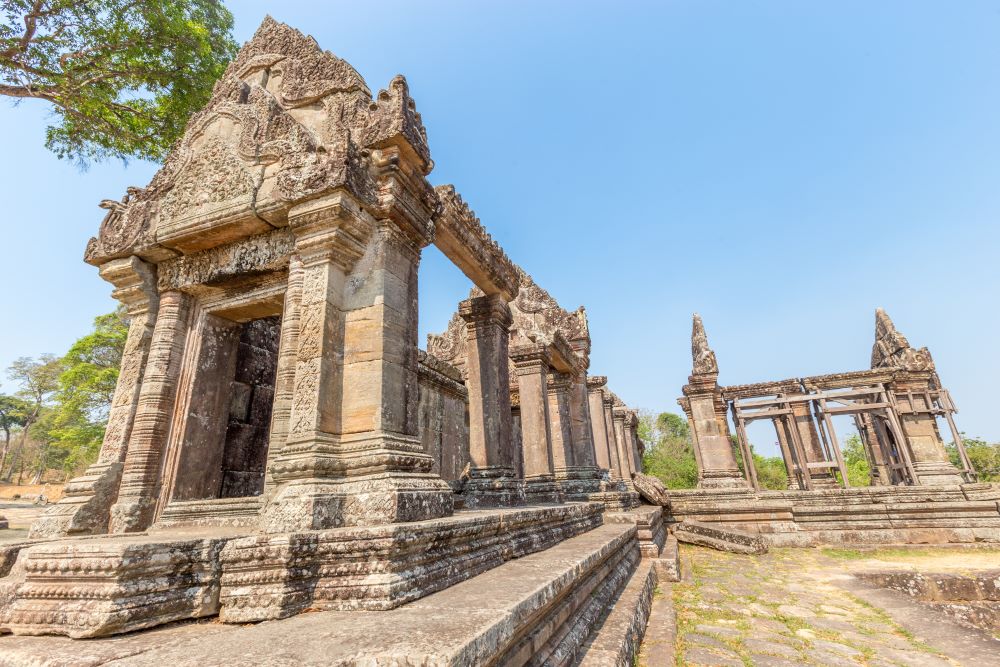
[672,519,768,555]
[0,522,644,666]
[577,559,657,666]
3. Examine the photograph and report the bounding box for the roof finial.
[691,313,718,375]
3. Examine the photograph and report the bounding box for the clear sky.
[2,1,998,454]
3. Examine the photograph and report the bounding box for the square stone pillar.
[894,373,964,485]
[31,257,159,537]
[458,293,525,507]
[681,375,748,490]
[548,373,600,500]
[789,395,838,488]
[511,343,561,504]
[602,395,627,482]
[263,195,453,531]
[586,377,615,476]
[612,405,635,479]
[109,289,194,532]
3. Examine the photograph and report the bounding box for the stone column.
[262,254,303,495]
[31,257,159,538]
[894,373,964,485]
[567,374,602,493]
[458,293,525,507]
[682,376,747,489]
[790,396,838,487]
[109,289,194,533]
[587,377,614,476]
[624,410,642,473]
[770,416,798,489]
[612,405,635,479]
[511,343,560,503]
[602,393,626,481]
[263,195,454,531]
[681,315,748,490]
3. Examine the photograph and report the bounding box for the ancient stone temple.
[672,311,1000,545]
[0,19,665,659]
[426,270,640,510]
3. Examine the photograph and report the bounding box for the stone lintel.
[434,185,519,302]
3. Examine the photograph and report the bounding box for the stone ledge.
[0,522,641,665]
[219,502,604,620]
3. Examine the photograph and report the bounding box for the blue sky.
[2,1,998,454]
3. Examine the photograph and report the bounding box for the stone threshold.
[0,522,641,666]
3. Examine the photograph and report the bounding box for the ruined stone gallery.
[0,17,997,667]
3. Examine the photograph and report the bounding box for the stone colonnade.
[679,311,970,491]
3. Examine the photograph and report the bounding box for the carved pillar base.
[698,469,750,490]
[523,474,563,505]
[460,466,526,509]
[262,434,454,532]
[912,461,965,486]
[555,466,603,499]
[29,462,123,538]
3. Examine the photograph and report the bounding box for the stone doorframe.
[153,273,287,528]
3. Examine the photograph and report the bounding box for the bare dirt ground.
[0,500,45,542]
[640,544,1000,667]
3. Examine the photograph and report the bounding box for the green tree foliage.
[37,308,128,475]
[947,435,1000,483]
[638,410,699,489]
[841,434,873,487]
[0,393,30,474]
[1,0,237,162]
[3,353,62,481]
[731,436,788,491]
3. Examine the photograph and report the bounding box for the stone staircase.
[0,505,666,665]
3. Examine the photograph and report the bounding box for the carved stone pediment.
[85,16,432,264]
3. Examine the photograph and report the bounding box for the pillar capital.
[288,192,375,269]
[586,375,608,391]
[510,342,551,374]
[459,293,513,330]
[99,256,158,316]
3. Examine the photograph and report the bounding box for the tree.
[1,0,237,163]
[948,435,1000,483]
[0,393,30,474]
[41,308,128,474]
[731,435,788,491]
[841,434,873,487]
[639,410,699,489]
[3,354,62,481]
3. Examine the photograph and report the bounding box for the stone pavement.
[640,545,1000,667]
[0,502,44,543]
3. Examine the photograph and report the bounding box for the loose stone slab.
[673,519,768,555]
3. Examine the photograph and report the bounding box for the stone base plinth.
[523,475,563,504]
[220,502,604,620]
[0,503,606,638]
[667,483,1000,547]
[913,461,966,486]
[697,472,750,490]
[0,521,645,665]
[587,490,640,511]
[261,472,455,533]
[1,535,230,638]
[555,466,603,500]
[458,466,526,509]
[29,462,123,538]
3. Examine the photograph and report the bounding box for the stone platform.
[0,521,656,666]
[667,483,1000,546]
[0,503,604,638]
